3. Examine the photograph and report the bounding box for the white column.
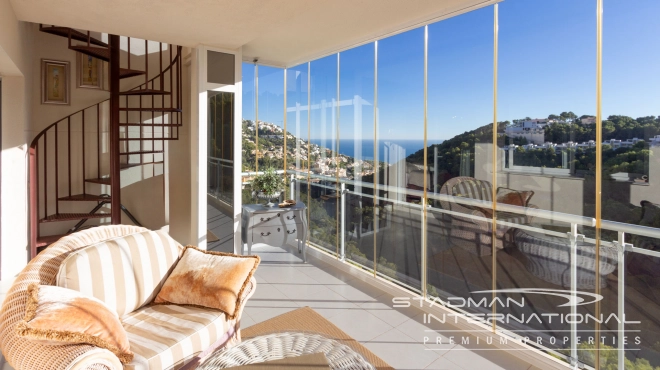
[191,47,207,249]
[233,49,243,255]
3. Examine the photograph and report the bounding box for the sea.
[308,139,444,163]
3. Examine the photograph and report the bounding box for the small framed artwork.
[77,53,103,90]
[41,59,70,105]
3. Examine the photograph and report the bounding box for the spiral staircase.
[29,26,184,258]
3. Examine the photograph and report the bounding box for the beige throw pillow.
[16,284,133,364]
[154,246,260,319]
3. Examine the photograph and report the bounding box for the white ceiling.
[10,0,494,67]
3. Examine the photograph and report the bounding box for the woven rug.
[241,307,393,370]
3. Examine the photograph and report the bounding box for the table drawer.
[250,211,303,228]
[251,226,286,245]
[251,225,303,246]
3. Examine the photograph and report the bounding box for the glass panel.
[241,63,256,204]
[376,28,425,291]
[208,91,234,250]
[426,6,494,314]
[286,63,310,207]
[603,1,660,367]
[339,43,376,270]
[256,66,285,171]
[309,56,339,254]
[497,0,596,365]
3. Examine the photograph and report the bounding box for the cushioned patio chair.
[437,176,537,256]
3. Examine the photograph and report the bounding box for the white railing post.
[421,205,426,299]
[567,222,581,367]
[340,182,346,261]
[616,231,627,370]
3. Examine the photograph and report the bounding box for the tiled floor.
[238,242,540,370]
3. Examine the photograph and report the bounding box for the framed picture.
[77,53,103,90]
[41,59,70,105]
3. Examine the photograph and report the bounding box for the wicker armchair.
[437,177,537,256]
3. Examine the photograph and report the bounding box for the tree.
[548,114,560,120]
[560,111,577,121]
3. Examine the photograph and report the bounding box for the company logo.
[470,288,604,307]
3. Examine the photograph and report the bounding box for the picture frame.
[41,59,70,105]
[77,52,103,90]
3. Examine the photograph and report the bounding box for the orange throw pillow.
[16,284,133,364]
[154,246,260,319]
[496,187,534,207]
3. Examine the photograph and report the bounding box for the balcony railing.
[272,171,660,368]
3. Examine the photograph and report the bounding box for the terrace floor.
[224,241,544,370]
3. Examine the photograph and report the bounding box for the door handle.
[260,232,271,236]
[260,217,271,222]
[286,215,296,220]
[287,229,296,234]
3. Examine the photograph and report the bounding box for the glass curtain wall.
[602,1,660,368]
[497,0,597,365]
[308,56,339,253]
[256,66,285,171]
[242,63,256,174]
[286,64,310,206]
[376,29,425,290]
[339,44,375,270]
[241,1,660,367]
[426,6,494,314]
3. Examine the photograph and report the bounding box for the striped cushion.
[122,304,235,370]
[452,179,493,201]
[56,230,184,317]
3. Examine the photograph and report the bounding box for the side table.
[241,203,308,262]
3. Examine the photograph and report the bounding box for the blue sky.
[244,0,659,141]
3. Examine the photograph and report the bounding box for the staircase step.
[118,138,175,141]
[120,89,171,96]
[85,177,111,185]
[120,68,146,79]
[40,26,107,47]
[40,212,111,223]
[36,234,67,248]
[120,161,163,169]
[120,123,182,127]
[120,150,164,155]
[70,45,110,62]
[58,194,110,202]
[119,107,182,112]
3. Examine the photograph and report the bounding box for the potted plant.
[251,168,284,207]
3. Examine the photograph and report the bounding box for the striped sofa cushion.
[122,304,236,370]
[56,230,184,317]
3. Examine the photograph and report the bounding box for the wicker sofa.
[0,225,256,370]
[437,177,537,256]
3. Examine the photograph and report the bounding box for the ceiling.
[10,0,494,67]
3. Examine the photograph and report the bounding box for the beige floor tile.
[293,289,360,319]
[327,309,393,342]
[364,327,445,369]
[424,356,466,370]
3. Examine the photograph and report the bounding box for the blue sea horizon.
[308,139,444,163]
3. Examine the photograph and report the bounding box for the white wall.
[167,48,192,244]
[0,0,32,281]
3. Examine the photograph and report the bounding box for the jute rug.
[242,307,393,370]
